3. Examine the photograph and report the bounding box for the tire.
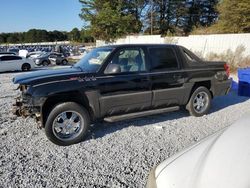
[42,60,49,66]
[45,102,90,146]
[62,59,68,65]
[186,86,212,117]
[21,63,31,71]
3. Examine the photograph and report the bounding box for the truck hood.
[13,66,82,85]
[155,112,250,188]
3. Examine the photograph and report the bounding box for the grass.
[195,45,250,73]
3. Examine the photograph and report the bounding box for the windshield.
[37,52,49,58]
[74,47,113,73]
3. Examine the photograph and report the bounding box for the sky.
[0,0,84,33]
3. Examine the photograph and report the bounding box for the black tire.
[62,59,68,65]
[21,63,31,71]
[45,102,90,146]
[42,60,49,66]
[186,86,212,117]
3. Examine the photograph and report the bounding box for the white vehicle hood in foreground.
[155,113,250,188]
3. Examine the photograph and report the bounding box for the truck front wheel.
[45,102,90,146]
[186,86,212,117]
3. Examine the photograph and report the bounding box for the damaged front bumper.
[12,85,45,128]
[12,95,41,117]
[13,96,43,128]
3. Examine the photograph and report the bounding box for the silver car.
[31,52,68,66]
[147,112,250,188]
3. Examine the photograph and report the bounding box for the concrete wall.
[97,33,250,57]
[166,33,250,57]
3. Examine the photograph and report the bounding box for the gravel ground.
[0,71,250,188]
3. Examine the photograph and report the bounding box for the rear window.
[149,47,178,71]
[181,47,202,63]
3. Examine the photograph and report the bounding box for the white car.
[0,55,35,72]
[147,112,250,188]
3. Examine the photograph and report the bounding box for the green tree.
[144,0,218,36]
[216,0,250,33]
[7,33,19,43]
[79,0,144,41]
[36,30,49,42]
[80,28,94,43]
[69,28,81,42]
[0,34,6,43]
[48,30,67,42]
[25,29,37,43]
[0,29,87,44]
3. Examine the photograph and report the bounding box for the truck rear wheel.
[45,102,90,146]
[186,86,211,117]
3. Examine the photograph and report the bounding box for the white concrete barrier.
[166,33,250,57]
[97,34,250,57]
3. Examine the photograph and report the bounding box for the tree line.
[79,0,250,41]
[0,28,94,44]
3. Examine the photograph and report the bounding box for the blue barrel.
[238,68,250,97]
[238,68,250,83]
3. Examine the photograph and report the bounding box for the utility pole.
[151,0,153,35]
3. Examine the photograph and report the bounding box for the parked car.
[146,112,250,188]
[26,51,44,59]
[0,55,35,72]
[12,44,231,145]
[48,52,68,65]
[32,52,68,66]
[7,48,19,55]
[31,52,51,66]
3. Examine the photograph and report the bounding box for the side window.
[149,47,178,71]
[11,56,22,60]
[1,56,22,61]
[0,56,9,61]
[106,48,146,73]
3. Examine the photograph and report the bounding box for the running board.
[104,106,180,123]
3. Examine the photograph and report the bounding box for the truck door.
[148,46,187,108]
[98,47,152,117]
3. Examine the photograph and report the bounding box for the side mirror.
[105,64,121,74]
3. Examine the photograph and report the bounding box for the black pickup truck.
[13,44,231,145]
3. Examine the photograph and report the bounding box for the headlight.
[35,59,40,63]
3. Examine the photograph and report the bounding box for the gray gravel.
[0,71,250,188]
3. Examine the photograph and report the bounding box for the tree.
[0,29,94,44]
[49,30,67,42]
[216,0,250,33]
[69,28,81,42]
[25,29,37,43]
[79,0,145,41]
[143,0,218,36]
[185,0,218,33]
[80,28,94,43]
[0,35,6,43]
[7,35,18,43]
